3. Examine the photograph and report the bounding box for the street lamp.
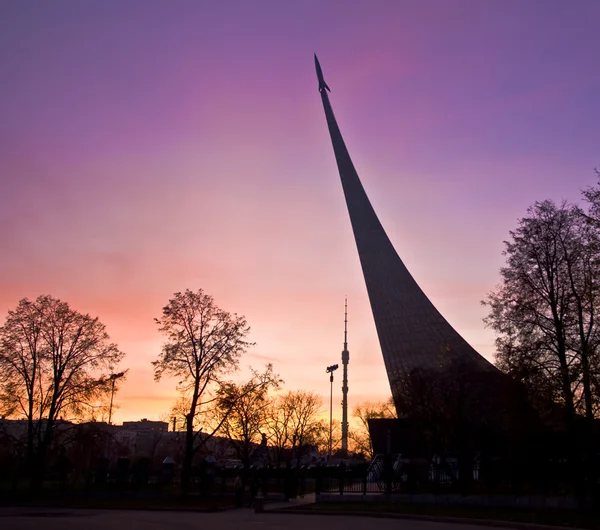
[326,364,339,457]
[107,371,127,425]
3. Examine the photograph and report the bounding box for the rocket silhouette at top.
[314,54,331,93]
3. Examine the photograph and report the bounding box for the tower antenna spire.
[341,297,349,454]
[344,297,348,351]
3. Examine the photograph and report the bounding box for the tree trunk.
[551,306,575,423]
[181,413,195,495]
[580,347,594,421]
[26,418,36,486]
[30,417,55,493]
[181,376,200,496]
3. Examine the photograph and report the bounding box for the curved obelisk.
[315,55,495,405]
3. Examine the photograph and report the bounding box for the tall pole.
[329,371,333,457]
[326,364,338,458]
[341,298,349,454]
[107,371,126,425]
[108,377,116,425]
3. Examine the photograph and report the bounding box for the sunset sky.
[1,0,599,424]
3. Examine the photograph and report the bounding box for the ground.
[0,508,515,530]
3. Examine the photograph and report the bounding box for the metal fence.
[1,454,595,504]
[0,464,316,505]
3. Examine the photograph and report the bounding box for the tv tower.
[341,298,349,454]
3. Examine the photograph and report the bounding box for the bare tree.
[266,390,326,465]
[152,289,253,491]
[212,365,281,468]
[484,200,600,423]
[580,170,600,415]
[0,295,124,484]
[350,397,396,459]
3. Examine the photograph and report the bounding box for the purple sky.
[1,0,599,422]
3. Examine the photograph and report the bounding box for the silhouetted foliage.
[212,365,281,468]
[350,397,395,459]
[0,295,125,485]
[484,200,600,422]
[265,390,327,465]
[152,288,253,492]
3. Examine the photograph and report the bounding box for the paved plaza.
[0,507,513,530]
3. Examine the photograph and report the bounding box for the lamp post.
[107,371,127,425]
[326,364,339,457]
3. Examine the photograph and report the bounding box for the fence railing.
[0,465,315,503]
[1,455,594,503]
